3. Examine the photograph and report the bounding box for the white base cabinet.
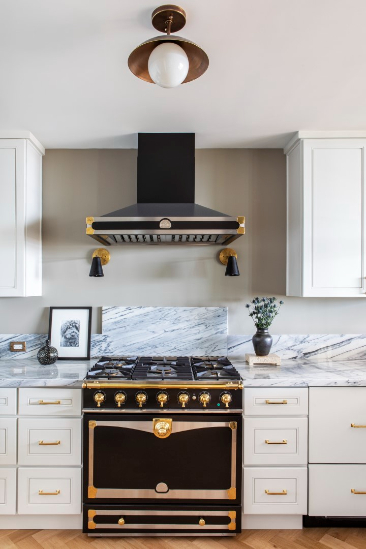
[285,132,366,297]
[309,465,366,517]
[0,387,82,527]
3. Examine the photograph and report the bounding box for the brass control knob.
[199,518,205,526]
[178,392,190,408]
[93,391,106,408]
[221,392,232,408]
[199,392,211,408]
[114,392,126,407]
[136,391,147,408]
[118,517,125,525]
[157,392,168,408]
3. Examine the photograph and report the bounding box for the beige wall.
[1,148,366,336]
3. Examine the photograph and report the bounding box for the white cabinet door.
[0,138,43,297]
[244,388,308,416]
[0,389,17,416]
[19,388,82,416]
[0,468,16,514]
[18,467,81,515]
[18,418,82,466]
[309,387,366,463]
[244,417,308,466]
[0,418,17,465]
[309,464,366,516]
[286,137,366,297]
[243,467,307,515]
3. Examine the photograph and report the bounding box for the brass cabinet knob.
[178,392,190,408]
[220,392,232,408]
[199,518,205,526]
[199,392,211,408]
[157,392,168,408]
[114,392,126,407]
[136,392,147,408]
[93,392,106,407]
[118,517,125,525]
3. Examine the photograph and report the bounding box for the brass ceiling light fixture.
[128,4,209,88]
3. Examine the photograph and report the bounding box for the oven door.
[84,413,242,505]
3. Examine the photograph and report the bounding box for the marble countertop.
[0,358,366,387]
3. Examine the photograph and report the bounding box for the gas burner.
[86,356,138,380]
[191,357,240,380]
[133,357,193,380]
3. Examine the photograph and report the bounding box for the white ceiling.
[1,0,366,149]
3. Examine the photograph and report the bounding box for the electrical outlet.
[10,341,26,352]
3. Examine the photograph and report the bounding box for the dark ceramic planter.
[252,329,273,356]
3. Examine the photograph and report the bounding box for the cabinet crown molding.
[0,132,45,155]
[284,131,366,155]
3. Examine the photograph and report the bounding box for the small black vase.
[37,339,58,365]
[252,329,273,356]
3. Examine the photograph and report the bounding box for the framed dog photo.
[49,307,92,360]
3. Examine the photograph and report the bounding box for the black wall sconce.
[89,248,111,277]
[219,248,240,276]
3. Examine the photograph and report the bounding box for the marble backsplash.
[228,334,366,360]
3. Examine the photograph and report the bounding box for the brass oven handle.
[39,440,61,446]
[265,439,287,445]
[351,489,366,494]
[39,490,60,496]
[265,400,287,405]
[351,423,366,428]
[265,489,287,495]
[38,400,61,405]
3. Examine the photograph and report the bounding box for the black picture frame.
[48,307,92,360]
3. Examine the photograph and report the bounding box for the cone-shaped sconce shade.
[225,255,240,276]
[89,257,104,277]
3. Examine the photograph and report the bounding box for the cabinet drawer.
[244,417,307,465]
[18,467,81,514]
[0,389,17,415]
[243,467,307,515]
[83,505,241,535]
[309,464,366,516]
[309,387,366,463]
[0,467,16,514]
[0,418,17,465]
[18,418,81,465]
[19,388,81,416]
[244,388,308,416]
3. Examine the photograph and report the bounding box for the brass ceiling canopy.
[128,4,209,86]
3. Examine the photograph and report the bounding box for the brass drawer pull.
[351,423,366,428]
[199,518,205,526]
[38,490,60,496]
[265,400,287,405]
[351,489,366,494]
[265,489,287,495]
[38,400,61,405]
[39,440,61,446]
[118,518,125,525]
[265,439,287,445]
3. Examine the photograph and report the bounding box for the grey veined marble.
[228,334,366,361]
[102,306,228,356]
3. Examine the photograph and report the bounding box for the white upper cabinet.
[0,133,44,296]
[285,132,366,297]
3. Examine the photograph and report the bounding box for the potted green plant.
[246,297,284,356]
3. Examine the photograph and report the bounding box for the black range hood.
[86,133,245,245]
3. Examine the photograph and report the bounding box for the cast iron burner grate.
[86,357,138,379]
[133,357,194,380]
[191,356,241,380]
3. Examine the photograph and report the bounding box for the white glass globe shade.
[148,42,189,88]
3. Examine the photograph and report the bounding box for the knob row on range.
[93,391,233,408]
